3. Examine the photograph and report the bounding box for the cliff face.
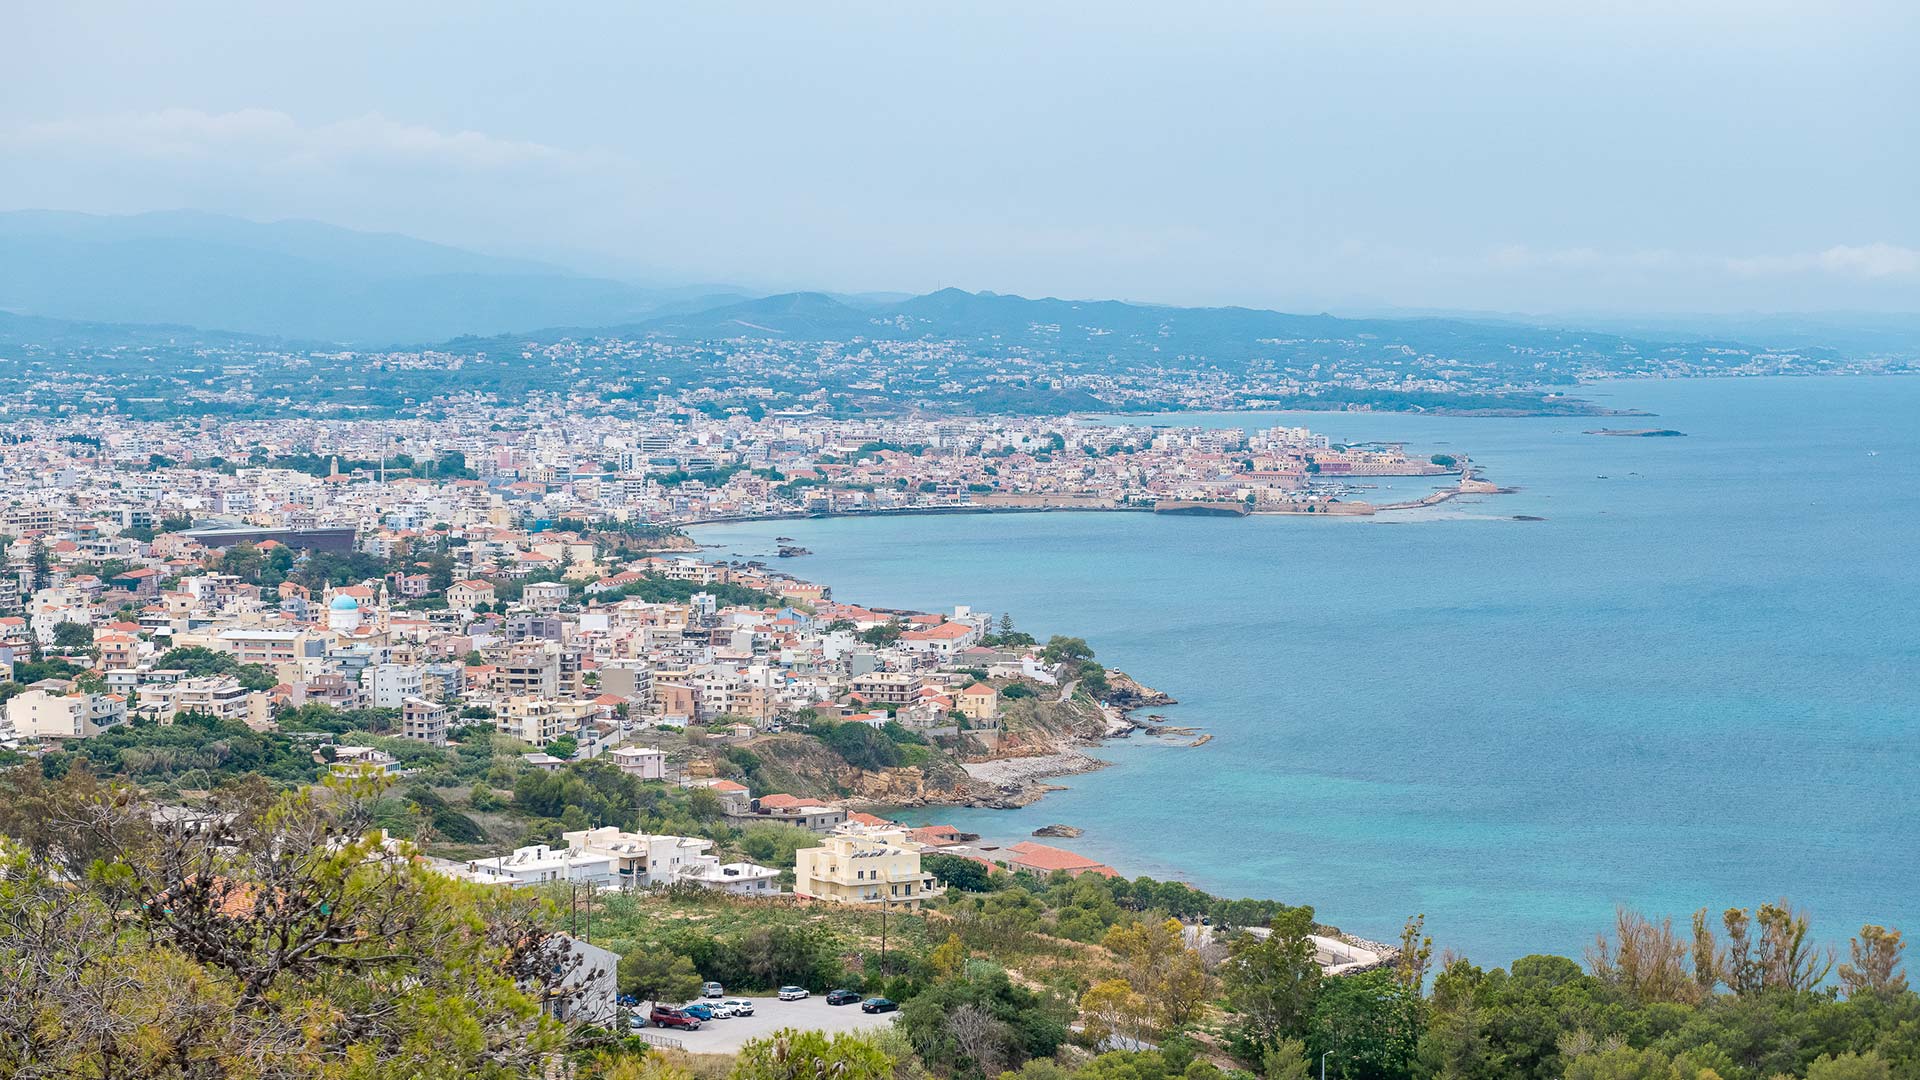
[996,693,1109,750]
[1102,670,1176,710]
[729,733,988,806]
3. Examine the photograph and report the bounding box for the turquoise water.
[693,376,1920,967]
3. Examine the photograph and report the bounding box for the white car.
[701,1000,738,1019]
[722,998,756,1016]
[778,986,809,1001]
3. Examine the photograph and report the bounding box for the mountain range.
[0,210,749,343]
[2,211,1914,367]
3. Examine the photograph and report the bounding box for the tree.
[1263,1039,1314,1080]
[738,824,817,869]
[1588,907,1700,1004]
[1081,978,1152,1047]
[50,622,93,649]
[0,774,590,1078]
[1040,636,1094,666]
[1309,969,1420,1080]
[930,933,968,980]
[1806,1051,1894,1080]
[730,1029,894,1080]
[1707,901,1833,995]
[1225,908,1323,1052]
[618,948,702,1010]
[1395,914,1432,992]
[686,787,723,822]
[924,853,993,892]
[1839,925,1907,996]
[1104,918,1213,1031]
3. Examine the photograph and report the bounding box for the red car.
[649,1005,702,1030]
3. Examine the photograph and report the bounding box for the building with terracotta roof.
[1004,841,1118,878]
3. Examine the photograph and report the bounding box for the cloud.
[1725,243,1920,279]
[1488,243,1920,280]
[11,108,586,172]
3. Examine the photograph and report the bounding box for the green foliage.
[150,645,277,690]
[617,575,780,608]
[817,721,902,771]
[1309,968,1420,1080]
[51,621,93,648]
[924,853,993,892]
[513,759,654,831]
[36,711,322,787]
[897,965,1068,1077]
[0,772,587,1076]
[738,823,818,869]
[1224,908,1326,1061]
[617,948,702,1007]
[730,1028,895,1080]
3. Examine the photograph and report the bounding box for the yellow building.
[793,831,944,910]
[956,682,999,722]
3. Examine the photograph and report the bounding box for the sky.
[7,0,1919,315]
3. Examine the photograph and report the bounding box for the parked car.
[778,986,810,1001]
[649,1006,701,1030]
[679,1002,715,1021]
[703,982,725,998]
[701,1000,737,1019]
[826,988,862,1006]
[860,997,898,1014]
[722,998,757,1016]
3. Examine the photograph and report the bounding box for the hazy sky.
[8,1,1918,314]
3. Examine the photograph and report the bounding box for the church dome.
[329,594,361,611]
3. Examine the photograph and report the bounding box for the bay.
[691,375,1920,967]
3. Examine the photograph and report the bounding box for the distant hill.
[593,286,1781,381]
[0,210,751,344]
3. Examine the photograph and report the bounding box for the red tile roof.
[1005,841,1118,877]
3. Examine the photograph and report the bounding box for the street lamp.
[1320,1051,1332,1080]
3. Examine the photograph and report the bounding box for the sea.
[690,375,1920,968]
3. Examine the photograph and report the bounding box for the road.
[637,994,899,1054]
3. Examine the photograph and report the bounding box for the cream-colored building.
[793,830,943,910]
[6,689,129,739]
[496,696,566,747]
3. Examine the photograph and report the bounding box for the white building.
[327,593,362,634]
[562,826,716,889]
[401,697,449,746]
[608,745,667,780]
[366,662,426,709]
[679,860,781,896]
[140,676,252,723]
[461,843,616,889]
[7,689,129,739]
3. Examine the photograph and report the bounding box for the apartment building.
[401,696,449,746]
[793,831,943,910]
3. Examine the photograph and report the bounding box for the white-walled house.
[608,745,667,780]
[7,688,128,739]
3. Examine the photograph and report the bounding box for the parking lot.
[639,994,899,1054]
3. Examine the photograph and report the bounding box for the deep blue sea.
[693,376,1920,968]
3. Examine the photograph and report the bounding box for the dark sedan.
[825,988,863,1006]
[860,997,898,1014]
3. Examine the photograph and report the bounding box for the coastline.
[681,473,1491,530]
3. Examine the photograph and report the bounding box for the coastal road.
[1056,679,1077,702]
